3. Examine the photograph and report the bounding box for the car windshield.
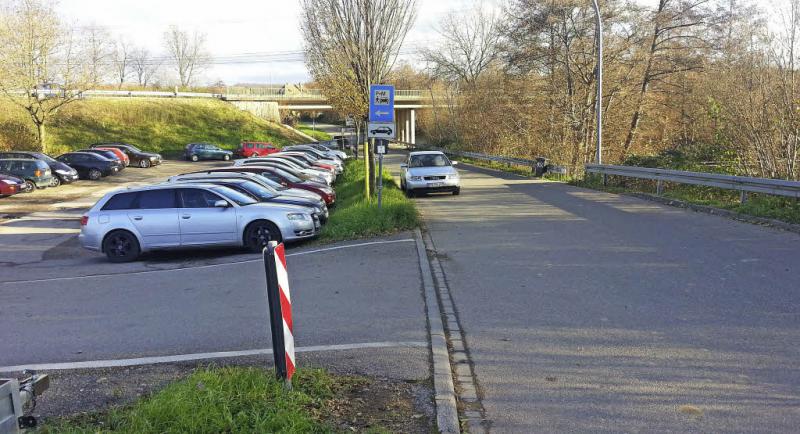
[254,174,287,190]
[33,153,57,163]
[210,185,258,206]
[273,168,302,183]
[410,154,451,168]
[235,180,277,199]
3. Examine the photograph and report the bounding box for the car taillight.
[80,216,89,226]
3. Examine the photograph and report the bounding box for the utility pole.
[591,0,603,165]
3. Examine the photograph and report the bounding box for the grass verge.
[320,159,418,242]
[573,175,800,225]
[40,367,424,433]
[0,98,305,157]
[297,124,333,141]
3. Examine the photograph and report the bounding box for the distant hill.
[0,98,306,157]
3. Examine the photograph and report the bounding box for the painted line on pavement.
[0,341,427,373]
[0,239,415,285]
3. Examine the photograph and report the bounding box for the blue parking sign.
[369,85,394,122]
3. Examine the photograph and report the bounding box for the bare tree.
[621,0,712,157]
[301,0,417,197]
[0,0,95,153]
[421,3,501,85]
[83,25,115,85]
[130,47,161,87]
[164,25,209,88]
[112,38,131,89]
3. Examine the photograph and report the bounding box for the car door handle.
[132,216,143,221]
[181,214,191,219]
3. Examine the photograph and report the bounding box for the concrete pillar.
[399,110,406,142]
[410,109,416,145]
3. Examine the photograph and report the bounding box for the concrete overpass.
[222,87,438,145]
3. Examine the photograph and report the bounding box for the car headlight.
[448,174,459,179]
[56,169,71,175]
[410,176,422,181]
[287,213,310,221]
[149,156,157,160]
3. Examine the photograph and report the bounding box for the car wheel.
[139,159,152,168]
[50,176,61,187]
[88,168,102,180]
[190,155,199,162]
[102,230,141,263]
[405,188,415,198]
[23,180,35,193]
[223,154,230,161]
[453,188,460,196]
[244,220,282,253]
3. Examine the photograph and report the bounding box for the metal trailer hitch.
[1,372,50,433]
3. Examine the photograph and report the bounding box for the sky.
[56,0,490,85]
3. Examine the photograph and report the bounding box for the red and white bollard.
[264,241,295,386]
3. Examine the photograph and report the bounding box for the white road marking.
[0,341,427,373]
[0,239,415,285]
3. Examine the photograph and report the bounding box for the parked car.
[89,142,162,168]
[235,141,278,158]
[0,173,26,197]
[78,149,125,172]
[0,158,53,191]
[175,169,328,203]
[79,184,320,262]
[234,158,332,185]
[400,151,461,196]
[94,146,130,166]
[284,144,347,161]
[56,152,122,180]
[190,166,335,205]
[168,176,328,222]
[264,154,335,184]
[278,150,342,174]
[185,143,233,162]
[0,151,79,187]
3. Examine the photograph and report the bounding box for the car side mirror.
[400,163,408,168]
[452,161,459,166]
[214,200,230,208]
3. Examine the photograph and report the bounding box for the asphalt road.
[0,235,427,377]
[387,153,800,433]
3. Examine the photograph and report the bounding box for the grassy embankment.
[40,367,403,433]
[296,124,333,141]
[0,98,305,158]
[320,159,418,242]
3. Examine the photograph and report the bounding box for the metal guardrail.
[394,142,557,176]
[585,164,800,201]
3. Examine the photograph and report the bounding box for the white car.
[400,151,461,196]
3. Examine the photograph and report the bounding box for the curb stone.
[414,228,460,433]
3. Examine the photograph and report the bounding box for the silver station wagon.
[79,183,320,262]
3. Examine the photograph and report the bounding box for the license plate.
[429,182,445,187]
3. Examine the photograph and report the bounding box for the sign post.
[369,85,395,210]
[263,241,295,388]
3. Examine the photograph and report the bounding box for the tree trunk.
[35,121,46,154]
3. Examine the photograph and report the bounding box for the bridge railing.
[585,164,800,202]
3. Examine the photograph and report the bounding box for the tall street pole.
[591,0,603,165]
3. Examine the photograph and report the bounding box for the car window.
[236,181,277,199]
[178,188,224,208]
[247,143,254,148]
[410,154,451,168]
[138,189,177,209]
[273,168,301,183]
[102,192,138,210]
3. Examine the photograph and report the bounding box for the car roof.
[409,151,447,156]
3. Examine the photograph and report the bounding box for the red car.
[95,147,130,166]
[207,165,336,205]
[0,173,26,197]
[236,141,279,158]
